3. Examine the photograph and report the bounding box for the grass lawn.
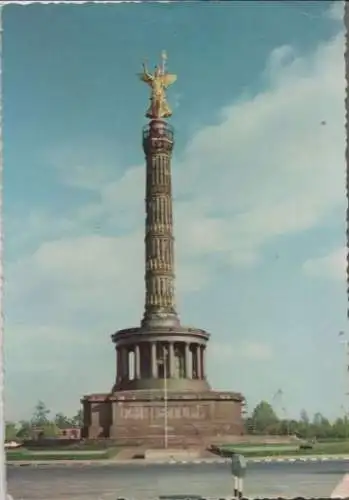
[221,444,299,454]
[6,447,121,461]
[218,440,349,457]
[309,441,349,454]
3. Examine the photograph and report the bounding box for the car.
[5,441,21,449]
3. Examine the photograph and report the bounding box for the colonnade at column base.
[111,325,211,391]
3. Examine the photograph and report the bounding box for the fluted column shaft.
[151,342,157,378]
[197,345,202,379]
[201,347,205,379]
[142,121,179,327]
[116,348,121,382]
[121,347,128,380]
[135,344,141,379]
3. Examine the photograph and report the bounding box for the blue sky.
[3,1,346,421]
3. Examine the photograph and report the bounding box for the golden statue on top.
[139,51,177,119]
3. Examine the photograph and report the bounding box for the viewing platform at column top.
[142,120,174,141]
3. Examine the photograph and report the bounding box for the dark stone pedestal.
[82,389,244,447]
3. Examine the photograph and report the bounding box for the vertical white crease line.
[344,2,349,319]
[0,3,6,499]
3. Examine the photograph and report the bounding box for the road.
[7,460,349,500]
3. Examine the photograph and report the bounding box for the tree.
[5,422,18,441]
[54,413,72,429]
[71,409,83,427]
[297,410,310,438]
[13,399,349,441]
[16,420,33,439]
[251,401,279,433]
[244,416,255,434]
[313,412,323,427]
[300,409,309,424]
[40,422,60,438]
[31,401,50,427]
[332,417,349,439]
[312,412,332,439]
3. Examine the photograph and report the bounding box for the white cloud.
[303,247,346,282]
[51,32,339,281]
[70,32,345,268]
[266,45,296,78]
[325,1,344,22]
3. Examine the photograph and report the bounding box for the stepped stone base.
[82,389,245,447]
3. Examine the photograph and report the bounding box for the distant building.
[30,426,81,440]
[58,427,81,439]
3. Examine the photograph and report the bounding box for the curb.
[145,455,349,465]
[6,455,349,467]
[248,455,349,464]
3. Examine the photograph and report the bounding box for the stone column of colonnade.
[116,342,206,382]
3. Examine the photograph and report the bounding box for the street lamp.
[157,345,168,449]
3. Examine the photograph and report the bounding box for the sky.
[3,1,347,422]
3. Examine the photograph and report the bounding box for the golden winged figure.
[138,51,177,119]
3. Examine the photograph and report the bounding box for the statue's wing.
[162,73,177,88]
[138,72,153,84]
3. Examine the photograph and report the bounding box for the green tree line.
[6,399,349,442]
[246,400,349,440]
[5,401,83,441]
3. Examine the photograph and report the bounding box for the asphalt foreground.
[7,460,349,500]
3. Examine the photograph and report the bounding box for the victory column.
[82,53,244,446]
